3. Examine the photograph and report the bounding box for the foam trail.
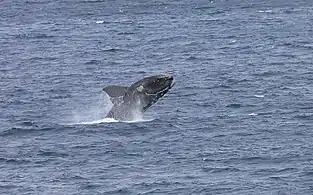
[75,118,118,124]
[69,117,155,125]
[124,118,155,123]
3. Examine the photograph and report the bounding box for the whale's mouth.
[137,74,175,112]
[145,87,168,96]
[144,78,174,96]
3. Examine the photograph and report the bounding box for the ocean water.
[1,0,313,194]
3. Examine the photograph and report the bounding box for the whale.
[103,74,175,121]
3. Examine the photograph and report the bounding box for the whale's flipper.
[103,85,128,97]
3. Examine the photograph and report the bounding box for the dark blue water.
[1,0,313,194]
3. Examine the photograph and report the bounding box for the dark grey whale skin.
[103,75,174,121]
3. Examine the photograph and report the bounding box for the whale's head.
[124,74,175,111]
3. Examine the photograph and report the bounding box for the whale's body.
[103,75,175,121]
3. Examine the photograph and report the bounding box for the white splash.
[61,92,113,125]
[64,104,155,125]
[249,113,258,116]
[62,91,156,125]
[127,103,145,121]
[254,95,265,98]
[96,20,104,24]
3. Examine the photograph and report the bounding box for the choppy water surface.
[1,0,313,194]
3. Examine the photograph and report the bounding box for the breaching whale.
[103,74,175,121]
